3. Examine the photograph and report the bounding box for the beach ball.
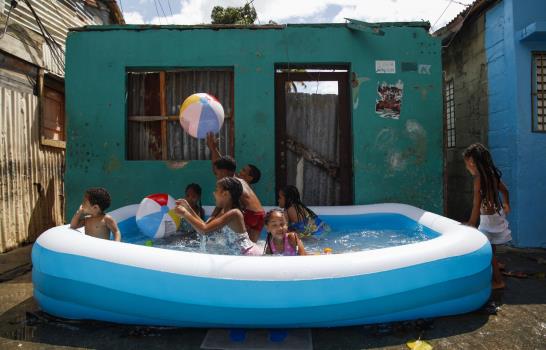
[135,194,181,239]
[179,93,225,139]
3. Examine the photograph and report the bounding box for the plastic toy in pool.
[31,203,492,328]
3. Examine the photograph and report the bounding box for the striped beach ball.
[135,194,181,239]
[179,93,225,139]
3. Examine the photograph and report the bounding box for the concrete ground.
[0,245,544,350]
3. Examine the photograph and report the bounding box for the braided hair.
[281,185,317,222]
[463,143,503,212]
[217,177,243,210]
[263,208,300,255]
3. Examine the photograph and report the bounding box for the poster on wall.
[375,80,404,120]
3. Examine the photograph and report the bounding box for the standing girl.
[174,177,261,256]
[463,143,511,289]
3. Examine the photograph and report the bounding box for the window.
[532,52,545,132]
[445,79,455,148]
[126,69,234,160]
[40,74,66,148]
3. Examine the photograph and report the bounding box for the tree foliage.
[211,3,257,25]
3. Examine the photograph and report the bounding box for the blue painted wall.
[486,0,546,247]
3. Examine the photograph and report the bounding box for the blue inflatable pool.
[32,203,491,327]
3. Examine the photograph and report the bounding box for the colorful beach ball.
[179,93,225,139]
[135,194,181,239]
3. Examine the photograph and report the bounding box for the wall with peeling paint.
[65,24,443,218]
[443,12,489,223]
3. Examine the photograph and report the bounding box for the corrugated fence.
[0,70,64,253]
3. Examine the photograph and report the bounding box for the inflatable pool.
[32,203,492,328]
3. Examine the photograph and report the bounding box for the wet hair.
[281,185,317,221]
[85,187,111,213]
[217,177,243,209]
[463,143,503,212]
[263,208,299,255]
[214,156,236,174]
[247,164,261,184]
[185,183,203,217]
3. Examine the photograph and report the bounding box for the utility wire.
[431,0,453,32]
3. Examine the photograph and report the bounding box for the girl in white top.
[174,177,261,256]
[463,143,511,290]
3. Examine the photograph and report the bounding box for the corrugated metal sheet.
[0,76,65,253]
[127,70,234,161]
[6,0,98,44]
[285,93,341,205]
[166,70,233,160]
[4,0,117,75]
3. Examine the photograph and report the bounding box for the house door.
[275,67,353,205]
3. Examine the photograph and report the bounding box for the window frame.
[532,51,546,133]
[39,71,66,149]
[125,68,235,161]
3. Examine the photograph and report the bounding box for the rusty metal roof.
[433,0,499,41]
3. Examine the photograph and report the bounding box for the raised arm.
[206,132,222,164]
[70,205,85,229]
[105,215,121,242]
[175,206,243,234]
[465,177,482,227]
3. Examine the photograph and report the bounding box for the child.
[206,136,265,243]
[174,177,261,256]
[237,164,261,185]
[463,143,511,289]
[263,209,306,256]
[184,183,205,219]
[279,185,329,237]
[70,187,121,241]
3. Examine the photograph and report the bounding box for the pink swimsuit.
[269,233,297,256]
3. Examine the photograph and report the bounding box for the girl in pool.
[183,183,205,219]
[279,185,330,238]
[463,143,511,289]
[174,177,261,256]
[263,209,306,256]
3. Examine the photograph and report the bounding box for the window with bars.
[445,79,455,148]
[533,52,545,132]
[126,69,234,160]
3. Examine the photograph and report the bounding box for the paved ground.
[0,244,544,350]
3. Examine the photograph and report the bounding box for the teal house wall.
[65,23,443,216]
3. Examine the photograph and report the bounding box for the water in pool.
[122,213,439,255]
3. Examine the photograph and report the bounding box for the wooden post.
[160,71,167,160]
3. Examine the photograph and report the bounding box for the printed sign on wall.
[375,60,396,74]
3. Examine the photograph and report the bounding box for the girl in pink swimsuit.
[263,209,306,256]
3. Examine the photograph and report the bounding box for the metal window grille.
[445,79,455,148]
[533,52,545,132]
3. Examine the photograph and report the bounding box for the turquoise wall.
[65,24,443,216]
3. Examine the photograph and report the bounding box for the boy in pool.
[70,187,121,241]
[207,132,262,185]
[206,133,265,242]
